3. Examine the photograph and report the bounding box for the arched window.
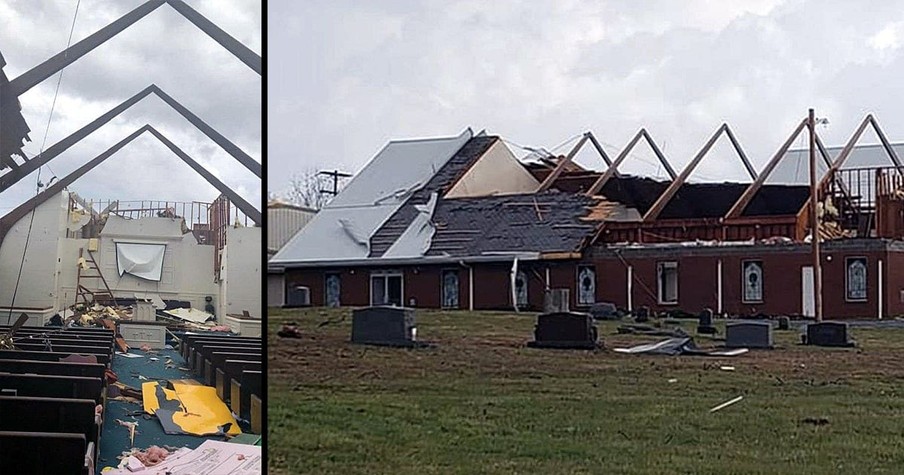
[578,266,596,305]
[743,261,763,303]
[846,257,867,301]
[515,270,528,307]
[442,270,459,309]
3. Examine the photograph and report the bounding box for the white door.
[802,266,814,317]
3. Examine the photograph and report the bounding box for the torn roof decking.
[0,51,31,170]
[369,135,497,257]
[426,191,617,258]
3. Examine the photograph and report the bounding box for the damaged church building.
[0,1,263,472]
[271,115,904,320]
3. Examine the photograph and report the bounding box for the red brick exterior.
[281,240,904,319]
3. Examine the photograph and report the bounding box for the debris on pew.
[0,313,29,349]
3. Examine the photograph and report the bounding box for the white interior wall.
[58,216,217,311]
[0,192,68,312]
[445,140,540,198]
[2,193,254,321]
[218,226,262,320]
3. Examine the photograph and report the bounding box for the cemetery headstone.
[351,306,421,347]
[725,321,773,349]
[697,308,717,335]
[777,316,790,331]
[528,312,598,349]
[805,321,854,347]
[589,302,619,320]
[634,306,650,323]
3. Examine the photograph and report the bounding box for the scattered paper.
[116,352,145,359]
[126,456,145,472]
[104,441,261,475]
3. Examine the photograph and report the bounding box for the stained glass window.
[578,266,596,305]
[743,261,763,303]
[846,257,867,301]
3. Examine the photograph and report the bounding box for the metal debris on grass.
[709,396,744,413]
[613,337,748,357]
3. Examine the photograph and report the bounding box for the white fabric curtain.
[116,243,166,281]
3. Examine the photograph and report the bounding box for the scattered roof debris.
[709,395,744,413]
[613,337,749,357]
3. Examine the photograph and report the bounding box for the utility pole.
[318,170,351,197]
[809,108,823,322]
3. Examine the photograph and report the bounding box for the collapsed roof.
[0,50,31,169]
[530,170,811,219]
[273,120,904,267]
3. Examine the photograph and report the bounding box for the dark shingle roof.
[369,135,497,256]
[426,191,611,257]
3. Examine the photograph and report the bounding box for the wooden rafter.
[723,125,758,181]
[814,131,855,207]
[724,118,808,219]
[585,129,675,196]
[536,131,629,192]
[643,123,757,222]
[536,134,590,192]
[817,114,904,190]
[585,132,619,176]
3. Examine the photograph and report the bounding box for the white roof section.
[772,142,904,185]
[271,129,473,264]
[329,130,473,208]
[383,192,439,258]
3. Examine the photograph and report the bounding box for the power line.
[8,0,81,323]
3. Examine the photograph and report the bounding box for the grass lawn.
[269,307,904,474]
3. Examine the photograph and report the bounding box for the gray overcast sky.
[269,0,904,194]
[1,0,261,216]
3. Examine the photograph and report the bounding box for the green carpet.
[96,347,244,472]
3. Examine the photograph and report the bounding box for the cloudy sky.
[270,0,904,195]
[1,0,261,218]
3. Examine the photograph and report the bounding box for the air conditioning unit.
[286,286,311,307]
